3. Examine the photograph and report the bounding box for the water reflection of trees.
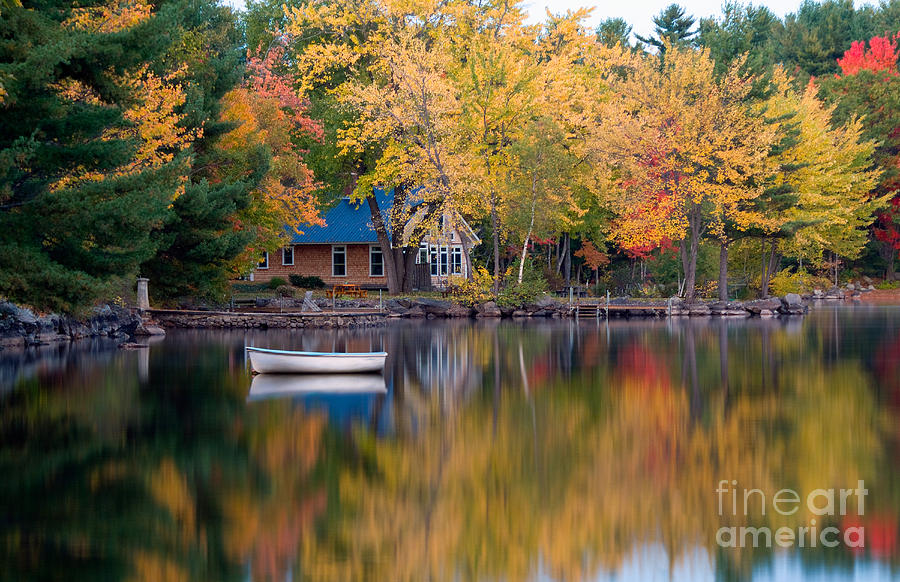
[300,317,897,582]
[1,314,898,582]
[0,336,331,582]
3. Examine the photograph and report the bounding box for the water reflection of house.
[251,189,479,289]
[408,329,481,411]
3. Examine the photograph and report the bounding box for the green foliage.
[875,279,899,290]
[289,274,326,288]
[0,0,262,311]
[596,18,633,48]
[775,0,876,81]
[231,282,269,293]
[140,0,263,303]
[267,277,287,289]
[497,259,549,307]
[635,3,697,56]
[698,2,779,79]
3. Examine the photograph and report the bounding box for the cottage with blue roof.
[252,189,479,289]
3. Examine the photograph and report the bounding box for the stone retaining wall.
[148,309,386,330]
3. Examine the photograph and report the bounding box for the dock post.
[606,290,610,319]
[136,278,149,311]
[379,289,383,311]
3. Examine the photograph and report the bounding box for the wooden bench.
[230,296,258,310]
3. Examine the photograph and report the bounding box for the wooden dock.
[574,302,670,318]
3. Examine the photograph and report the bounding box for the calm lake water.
[2,305,900,582]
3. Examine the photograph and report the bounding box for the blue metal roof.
[289,189,393,244]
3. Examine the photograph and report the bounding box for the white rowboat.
[248,373,386,400]
[246,347,387,374]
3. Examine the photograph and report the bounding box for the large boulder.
[404,306,426,318]
[536,296,560,309]
[447,304,474,318]
[687,303,711,316]
[824,286,844,299]
[783,293,802,306]
[744,298,782,314]
[709,301,750,317]
[414,298,452,316]
[779,293,807,315]
[476,301,501,318]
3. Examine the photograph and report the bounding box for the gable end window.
[332,245,346,277]
[370,245,384,277]
[282,246,294,266]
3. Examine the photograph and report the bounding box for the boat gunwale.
[245,347,388,358]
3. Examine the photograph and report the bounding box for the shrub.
[770,269,830,296]
[497,259,549,307]
[876,280,899,290]
[267,277,288,289]
[289,274,326,288]
[276,285,295,297]
[450,268,494,306]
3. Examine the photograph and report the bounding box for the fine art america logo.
[716,480,867,549]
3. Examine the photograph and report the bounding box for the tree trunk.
[681,207,701,303]
[459,231,474,281]
[888,252,896,281]
[518,172,538,285]
[760,239,779,298]
[401,246,418,292]
[718,240,729,302]
[490,189,501,294]
[518,233,530,285]
[367,193,401,294]
[555,234,571,287]
[833,251,839,287]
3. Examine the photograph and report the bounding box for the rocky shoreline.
[0,303,165,349]
[375,294,809,319]
[0,293,815,346]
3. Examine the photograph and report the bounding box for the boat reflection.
[248,373,387,400]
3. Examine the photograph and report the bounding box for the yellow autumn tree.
[284,0,469,293]
[594,45,775,302]
[747,71,882,294]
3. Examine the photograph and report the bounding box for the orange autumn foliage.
[217,39,324,237]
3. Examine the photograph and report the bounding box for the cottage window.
[370,245,384,277]
[451,246,463,275]
[416,243,428,265]
[332,245,346,277]
[258,251,268,269]
[282,246,294,266]
[431,245,448,276]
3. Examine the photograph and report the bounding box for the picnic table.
[326,284,368,299]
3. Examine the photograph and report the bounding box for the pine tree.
[636,4,696,57]
[139,0,266,302]
[596,18,633,49]
[0,0,188,312]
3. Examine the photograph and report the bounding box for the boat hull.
[248,373,387,400]
[247,347,387,374]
